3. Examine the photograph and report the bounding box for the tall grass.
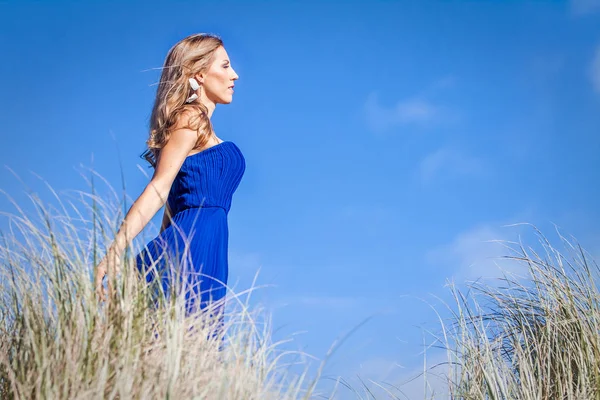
[0,175,325,399]
[341,228,600,400]
[439,226,600,399]
[2,172,599,399]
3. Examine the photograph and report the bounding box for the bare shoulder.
[154,112,199,169]
[151,109,207,183]
[168,109,202,149]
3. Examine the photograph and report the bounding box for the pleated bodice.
[167,141,245,215]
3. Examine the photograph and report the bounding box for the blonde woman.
[94,33,243,320]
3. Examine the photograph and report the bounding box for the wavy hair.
[142,33,224,168]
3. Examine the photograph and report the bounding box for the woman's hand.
[95,260,108,302]
[94,248,122,303]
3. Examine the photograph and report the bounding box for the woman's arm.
[95,118,199,300]
[108,127,197,257]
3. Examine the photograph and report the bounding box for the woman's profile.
[94,33,244,321]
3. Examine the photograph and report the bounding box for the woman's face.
[198,46,239,105]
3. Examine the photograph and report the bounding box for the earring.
[189,77,200,90]
[186,78,201,103]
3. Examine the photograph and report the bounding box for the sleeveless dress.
[135,141,245,318]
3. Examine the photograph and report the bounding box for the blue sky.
[2,0,600,397]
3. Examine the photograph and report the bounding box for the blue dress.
[135,141,245,317]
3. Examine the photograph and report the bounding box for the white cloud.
[419,147,486,184]
[591,45,600,93]
[427,224,527,282]
[570,0,600,15]
[364,93,440,133]
[364,78,456,134]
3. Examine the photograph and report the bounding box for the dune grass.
[0,174,329,399]
[343,228,600,400]
[435,227,600,399]
[1,172,598,399]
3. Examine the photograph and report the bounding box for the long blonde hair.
[142,33,224,168]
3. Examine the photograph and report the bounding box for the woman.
[94,33,244,320]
